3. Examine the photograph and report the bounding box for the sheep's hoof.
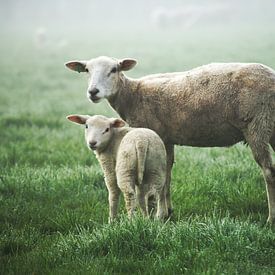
[168,208,173,217]
[267,216,275,226]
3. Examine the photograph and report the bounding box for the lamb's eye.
[110,67,117,74]
[85,68,89,73]
[85,124,88,129]
[103,127,109,134]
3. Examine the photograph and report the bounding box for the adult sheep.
[65,56,275,224]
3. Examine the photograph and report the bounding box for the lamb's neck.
[96,127,132,161]
[108,75,140,121]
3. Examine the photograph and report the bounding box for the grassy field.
[1,27,275,274]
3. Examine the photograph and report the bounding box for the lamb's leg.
[117,173,136,219]
[124,191,136,218]
[165,144,174,216]
[143,170,167,219]
[106,184,120,223]
[136,186,148,217]
[245,124,275,224]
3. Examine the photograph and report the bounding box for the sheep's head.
[66,114,126,152]
[65,56,137,103]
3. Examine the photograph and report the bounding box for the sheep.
[34,27,68,51]
[65,56,275,224]
[66,114,168,222]
[34,27,48,48]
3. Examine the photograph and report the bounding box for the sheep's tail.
[135,139,149,185]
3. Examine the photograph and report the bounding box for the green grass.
[1,27,275,274]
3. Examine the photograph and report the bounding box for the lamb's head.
[67,114,126,152]
[65,56,137,103]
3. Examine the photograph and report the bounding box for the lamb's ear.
[110,118,126,128]
[118,58,137,71]
[66,114,89,125]
[65,61,87,73]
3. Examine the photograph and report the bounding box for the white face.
[67,114,126,152]
[85,57,120,102]
[84,115,114,151]
[65,56,137,103]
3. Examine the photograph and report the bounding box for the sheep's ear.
[65,61,87,73]
[66,114,89,125]
[110,118,126,128]
[118,58,137,71]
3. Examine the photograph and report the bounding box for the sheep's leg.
[268,130,275,224]
[266,169,275,224]
[147,195,156,216]
[165,144,174,216]
[156,186,168,220]
[245,124,275,224]
[270,131,275,151]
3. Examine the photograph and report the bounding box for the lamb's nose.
[89,141,97,149]
[89,88,99,97]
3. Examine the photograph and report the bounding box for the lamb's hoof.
[108,217,116,223]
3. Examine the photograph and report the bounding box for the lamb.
[65,56,275,224]
[66,114,168,222]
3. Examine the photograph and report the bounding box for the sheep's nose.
[89,88,99,97]
[89,141,97,149]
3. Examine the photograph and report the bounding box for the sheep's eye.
[85,124,88,129]
[110,67,117,74]
[103,127,109,134]
[85,68,89,73]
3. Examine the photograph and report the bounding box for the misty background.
[1,0,275,33]
[1,0,275,113]
[1,0,275,96]
[1,0,275,45]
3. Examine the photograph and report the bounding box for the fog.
[1,0,275,35]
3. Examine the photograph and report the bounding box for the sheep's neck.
[107,74,168,142]
[108,75,140,122]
